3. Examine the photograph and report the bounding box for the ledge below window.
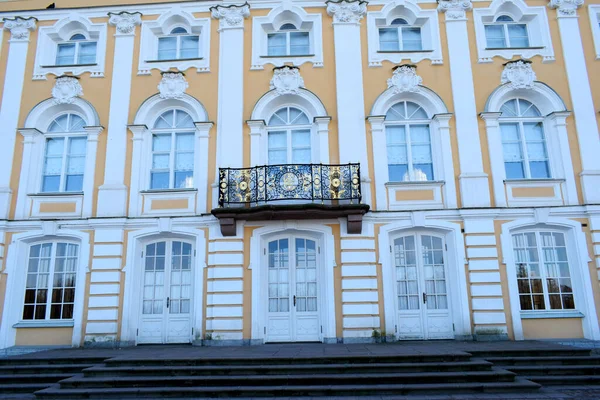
[385,181,445,210]
[504,178,565,207]
[520,311,584,319]
[13,320,74,328]
[485,47,544,51]
[260,54,315,58]
[377,50,434,54]
[40,63,97,68]
[139,188,197,216]
[145,57,204,63]
[27,192,83,219]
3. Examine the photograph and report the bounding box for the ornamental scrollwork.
[210,3,250,29]
[52,76,83,105]
[158,72,189,100]
[3,17,36,41]
[326,0,368,24]
[387,65,422,94]
[549,0,584,17]
[108,11,142,35]
[437,0,473,20]
[270,66,305,95]
[501,59,537,89]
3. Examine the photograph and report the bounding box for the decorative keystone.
[270,66,305,95]
[387,65,422,93]
[501,59,536,89]
[158,71,189,99]
[52,75,83,104]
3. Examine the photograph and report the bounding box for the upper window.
[385,101,433,182]
[589,7,600,60]
[42,114,87,193]
[499,99,550,180]
[157,27,200,61]
[485,15,529,49]
[512,231,574,311]
[56,34,98,66]
[379,18,422,51]
[267,107,311,165]
[150,110,195,190]
[23,242,79,320]
[267,23,310,56]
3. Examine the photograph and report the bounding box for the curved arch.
[487,0,530,22]
[264,4,313,31]
[153,9,198,35]
[133,93,208,126]
[251,88,328,121]
[485,82,567,116]
[53,14,99,41]
[378,0,423,26]
[24,97,100,131]
[370,86,449,118]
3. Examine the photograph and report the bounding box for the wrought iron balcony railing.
[218,163,362,207]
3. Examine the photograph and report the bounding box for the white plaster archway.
[25,97,100,130]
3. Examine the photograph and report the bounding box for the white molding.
[32,14,107,80]
[366,0,443,67]
[138,7,210,75]
[0,229,90,349]
[251,4,323,70]
[472,0,555,64]
[500,219,600,340]
[588,5,600,59]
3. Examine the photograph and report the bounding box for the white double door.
[265,237,320,342]
[393,233,454,339]
[138,240,194,344]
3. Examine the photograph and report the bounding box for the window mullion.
[170,132,176,189]
[537,232,551,310]
[176,36,181,59]
[504,24,510,48]
[45,244,57,320]
[287,129,292,164]
[286,32,291,56]
[59,138,69,192]
[519,122,532,179]
[406,124,414,181]
[398,27,403,51]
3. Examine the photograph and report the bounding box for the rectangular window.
[151,132,195,189]
[501,122,550,179]
[158,37,178,60]
[56,42,97,66]
[77,42,97,64]
[485,23,530,48]
[23,242,78,320]
[42,137,87,193]
[386,125,433,182]
[267,32,310,56]
[379,27,422,51]
[180,36,199,59]
[290,32,310,55]
[485,25,506,48]
[513,231,574,311]
[56,43,76,65]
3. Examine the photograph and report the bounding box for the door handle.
[422,292,427,304]
[293,295,296,306]
[166,297,170,308]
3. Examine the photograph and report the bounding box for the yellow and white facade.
[0,0,599,347]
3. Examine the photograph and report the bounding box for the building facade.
[0,0,599,347]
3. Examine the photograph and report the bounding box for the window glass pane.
[379,28,399,51]
[153,134,171,152]
[43,138,64,192]
[280,23,297,30]
[268,109,288,126]
[42,176,61,192]
[175,132,194,150]
[508,24,529,47]
[268,131,286,148]
[402,28,422,51]
[413,164,433,181]
[180,35,199,59]
[500,99,518,117]
[158,37,177,60]
[485,25,506,48]
[65,175,83,192]
[68,115,86,132]
[406,102,428,119]
[267,33,287,56]
[496,15,514,22]
[174,171,193,189]
[77,42,97,64]
[56,43,75,65]
[290,32,310,55]
[292,130,310,148]
[174,110,194,129]
[154,111,174,129]
[171,27,187,34]
[151,172,169,189]
[519,100,541,117]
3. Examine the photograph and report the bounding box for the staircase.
[35,352,540,398]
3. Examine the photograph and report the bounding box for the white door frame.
[250,222,337,343]
[379,218,471,339]
[121,226,206,345]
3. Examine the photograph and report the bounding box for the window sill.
[504,178,565,184]
[385,180,445,187]
[377,50,434,54]
[145,57,204,63]
[28,192,84,197]
[13,320,74,328]
[520,311,584,319]
[140,188,197,194]
[260,54,315,58]
[485,47,545,51]
[40,63,97,68]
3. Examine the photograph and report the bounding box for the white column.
[211,4,250,172]
[0,17,36,219]
[194,122,213,214]
[326,0,371,207]
[367,115,387,211]
[247,120,265,166]
[127,124,148,217]
[549,0,600,204]
[314,116,331,164]
[82,126,103,217]
[97,11,142,217]
[438,1,490,207]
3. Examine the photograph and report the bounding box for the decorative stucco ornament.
[437,0,473,20]
[326,0,367,24]
[108,11,142,35]
[387,65,422,93]
[52,76,83,105]
[548,0,584,17]
[501,60,537,89]
[210,3,250,29]
[158,72,189,99]
[270,66,305,95]
[3,17,36,40]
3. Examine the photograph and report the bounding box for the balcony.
[212,163,370,236]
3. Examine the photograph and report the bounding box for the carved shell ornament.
[158,72,189,100]
[326,0,367,24]
[52,76,83,105]
[501,60,537,89]
[387,65,423,93]
[270,66,305,95]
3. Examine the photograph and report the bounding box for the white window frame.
[41,132,87,194]
[378,19,423,52]
[266,27,311,57]
[484,16,530,49]
[588,5,600,60]
[156,28,200,61]
[367,0,443,67]
[473,0,554,63]
[149,128,196,190]
[266,106,313,165]
[251,5,323,70]
[33,14,107,80]
[55,34,98,66]
[138,11,210,75]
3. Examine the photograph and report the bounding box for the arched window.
[42,113,87,193]
[484,15,529,48]
[499,98,549,179]
[385,101,433,182]
[157,27,200,60]
[150,109,196,189]
[267,23,310,56]
[379,17,422,51]
[56,33,97,66]
[267,107,311,164]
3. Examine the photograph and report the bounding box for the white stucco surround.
[377,214,472,339]
[500,216,600,340]
[0,225,90,349]
[249,222,337,343]
[120,223,207,345]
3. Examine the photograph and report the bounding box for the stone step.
[35,379,541,398]
[506,364,600,375]
[0,373,73,383]
[58,369,517,389]
[0,383,54,394]
[470,349,591,358]
[525,375,600,385]
[0,364,95,375]
[83,360,494,377]
[103,353,471,367]
[486,355,600,366]
[0,357,105,366]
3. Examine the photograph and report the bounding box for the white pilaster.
[194,122,213,213]
[127,124,148,217]
[367,115,387,211]
[314,116,331,164]
[247,119,265,167]
[82,126,104,217]
[326,0,371,207]
[432,113,458,209]
[211,3,250,173]
[480,112,507,208]
[97,12,142,217]
[438,1,490,207]
[15,128,41,219]
[549,0,600,204]
[0,17,36,219]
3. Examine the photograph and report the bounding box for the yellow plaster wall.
[15,327,73,345]
[522,318,583,339]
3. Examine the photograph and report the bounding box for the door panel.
[267,239,292,342]
[394,235,425,339]
[167,241,193,343]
